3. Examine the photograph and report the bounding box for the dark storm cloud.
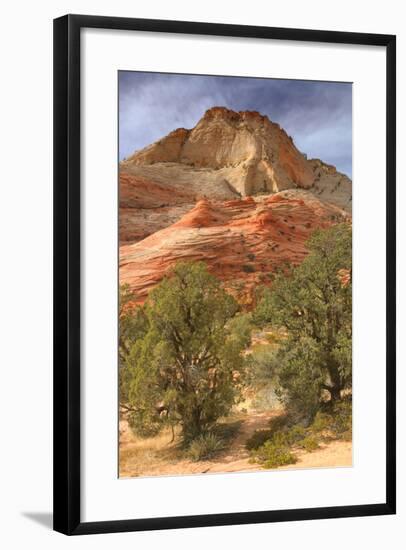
[119,72,352,178]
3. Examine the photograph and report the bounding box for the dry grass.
[119,425,182,477]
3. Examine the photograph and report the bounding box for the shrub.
[213,420,242,442]
[297,435,320,452]
[310,411,332,433]
[246,429,274,451]
[309,401,352,440]
[285,424,306,444]
[269,414,290,433]
[248,401,352,471]
[251,438,297,469]
[242,264,255,273]
[247,418,321,464]
[330,400,352,439]
[247,253,256,261]
[188,433,224,461]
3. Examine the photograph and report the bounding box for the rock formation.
[121,106,351,210]
[119,107,352,302]
[120,190,349,303]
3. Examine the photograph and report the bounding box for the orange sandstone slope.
[119,172,197,243]
[119,190,349,304]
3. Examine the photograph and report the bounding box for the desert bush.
[188,433,224,461]
[213,420,242,443]
[248,416,323,466]
[308,400,352,441]
[297,435,320,452]
[310,411,332,433]
[250,437,297,469]
[285,424,307,444]
[269,413,290,433]
[329,400,352,439]
[246,414,289,451]
[245,429,274,451]
[242,264,255,273]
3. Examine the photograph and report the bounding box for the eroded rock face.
[119,167,239,243]
[120,190,349,304]
[121,107,351,211]
[119,172,196,243]
[119,107,352,303]
[309,159,352,211]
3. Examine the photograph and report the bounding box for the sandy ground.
[119,410,352,478]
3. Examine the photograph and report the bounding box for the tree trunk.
[329,385,341,402]
[182,406,204,442]
[327,361,342,403]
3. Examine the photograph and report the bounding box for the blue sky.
[119,72,352,178]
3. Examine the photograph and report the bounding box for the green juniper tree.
[253,224,352,421]
[120,262,247,443]
[119,284,148,409]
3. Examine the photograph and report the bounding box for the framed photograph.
[53,14,396,535]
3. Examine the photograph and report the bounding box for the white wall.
[0,0,404,547]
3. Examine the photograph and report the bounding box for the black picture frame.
[53,14,396,536]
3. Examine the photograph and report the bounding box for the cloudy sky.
[119,72,352,178]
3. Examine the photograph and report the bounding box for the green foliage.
[119,285,148,404]
[274,336,327,421]
[252,287,274,327]
[227,313,253,349]
[122,262,247,443]
[245,429,274,451]
[245,344,278,387]
[248,421,317,468]
[245,414,289,451]
[128,410,163,438]
[250,437,297,468]
[269,413,290,433]
[285,424,307,443]
[242,264,255,273]
[309,411,331,433]
[187,433,224,461]
[247,399,351,469]
[307,399,352,441]
[333,400,352,434]
[253,224,352,420]
[320,400,352,440]
[213,419,243,442]
[297,435,320,452]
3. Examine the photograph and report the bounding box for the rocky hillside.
[120,190,349,304]
[119,107,352,302]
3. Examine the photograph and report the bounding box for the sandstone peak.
[201,106,269,124]
[121,107,352,211]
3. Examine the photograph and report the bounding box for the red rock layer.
[119,190,349,305]
[119,172,195,243]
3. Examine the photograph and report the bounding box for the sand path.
[119,410,351,478]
